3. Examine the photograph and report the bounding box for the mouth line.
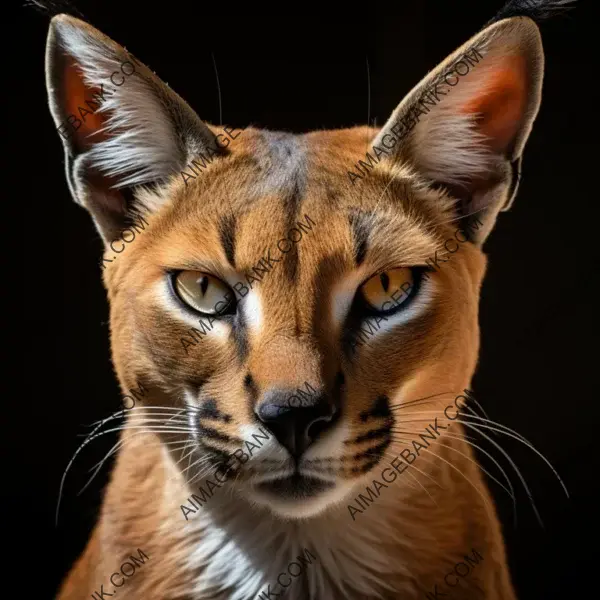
[256,473,335,499]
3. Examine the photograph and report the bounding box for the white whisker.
[422,446,493,513]
[442,430,517,526]
[456,420,544,527]
[454,419,568,498]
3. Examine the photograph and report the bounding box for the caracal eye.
[175,271,234,315]
[360,268,414,313]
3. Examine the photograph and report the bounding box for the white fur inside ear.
[56,22,182,187]
[406,44,502,184]
[412,112,492,184]
[378,21,540,187]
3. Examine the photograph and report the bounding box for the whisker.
[437,202,490,226]
[365,55,371,153]
[389,429,421,436]
[179,451,212,478]
[399,455,445,491]
[457,412,535,446]
[56,408,135,525]
[79,436,191,496]
[460,392,492,423]
[422,446,493,513]
[90,425,194,436]
[454,418,568,498]
[211,51,223,126]
[389,391,458,410]
[59,403,196,523]
[79,436,128,495]
[455,420,544,528]
[441,430,517,526]
[70,426,193,474]
[391,417,439,423]
[404,469,439,507]
[184,438,197,476]
[435,438,515,501]
[101,416,190,426]
[173,440,196,468]
[186,458,228,487]
[86,406,192,427]
[373,448,420,491]
[392,409,455,416]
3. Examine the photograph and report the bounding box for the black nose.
[256,388,337,459]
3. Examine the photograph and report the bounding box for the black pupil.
[198,276,209,296]
[380,272,390,292]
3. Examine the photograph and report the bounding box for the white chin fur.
[244,477,358,519]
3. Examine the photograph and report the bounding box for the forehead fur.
[131,125,459,276]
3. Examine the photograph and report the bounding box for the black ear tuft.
[26,0,86,19]
[487,0,577,26]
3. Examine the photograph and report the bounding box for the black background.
[7,0,597,597]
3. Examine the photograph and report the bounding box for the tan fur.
[55,126,513,600]
[47,11,552,600]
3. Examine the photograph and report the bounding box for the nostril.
[257,402,288,421]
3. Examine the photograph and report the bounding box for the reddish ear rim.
[461,54,528,154]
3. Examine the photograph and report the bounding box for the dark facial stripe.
[186,375,212,393]
[353,439,390,462]
[198,398,232,423]
[349,209,372,267]
[345,426,390,445]
[283,182,303,284]
[271,135,307,285]
[350,459,379,475]
[332,371,345,414]
[197,425,241,444]
[207,448,235,466]
[218,214,236,267]
[244,373,258,403]
[359,395,391,422]
[231,308,249,362]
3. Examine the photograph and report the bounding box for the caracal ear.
[45,14,223,243]
[371,16,544,243]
